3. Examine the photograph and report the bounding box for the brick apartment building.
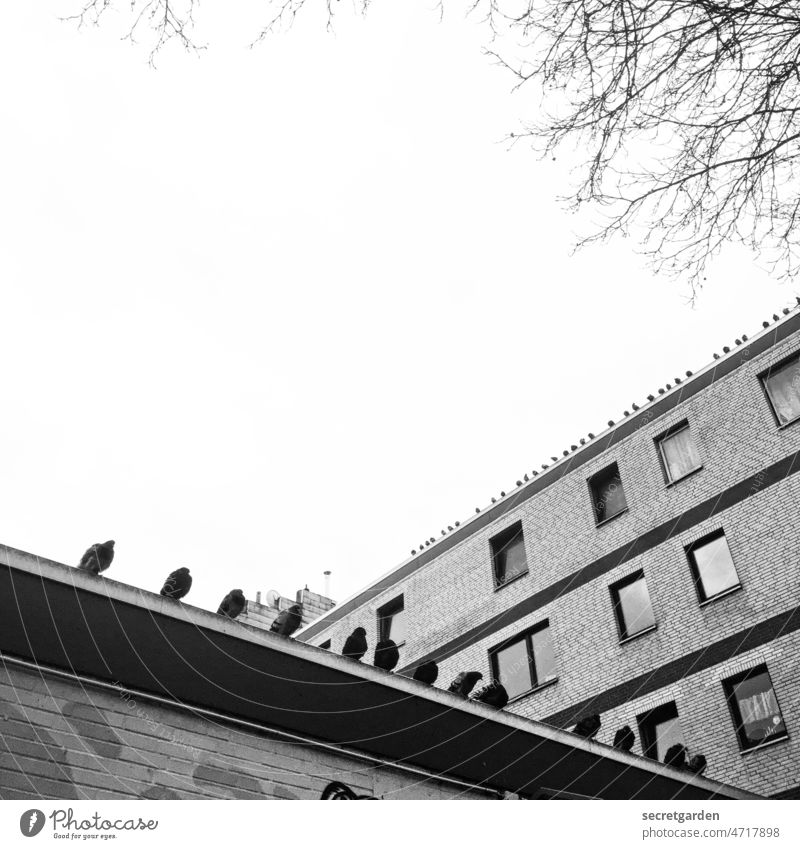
[299,304,800,799]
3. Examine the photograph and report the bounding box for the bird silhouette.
[342,627,368,661]
[217,589,246,620]
[412,660,438,686]
[160,567,192,600]
[664,743,688,770]
[470,681,509,710]
[77,540,115,575]
[573,714,601,739]
[686,754,707,775]
[270,603,303,637]
[613,725,635,752]
[447,671,482,698]
[373,638,400,672]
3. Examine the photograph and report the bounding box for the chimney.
[323,570,332,599]
[256,591,262,605]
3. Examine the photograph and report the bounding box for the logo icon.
[19,810,46,837]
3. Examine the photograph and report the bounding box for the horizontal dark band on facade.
[301,312,800,640]
[398,448,800,674]
[541,603,800,729]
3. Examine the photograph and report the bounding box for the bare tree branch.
[64,1,800,290]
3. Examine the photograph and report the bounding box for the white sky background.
[0,2,797,615]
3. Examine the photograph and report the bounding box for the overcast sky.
[1,2,796,615]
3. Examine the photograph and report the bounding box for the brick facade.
[0,662,491,800]
[299,310,800,797]
[238,588,335,632]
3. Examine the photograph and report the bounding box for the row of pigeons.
[339,626,509,706]
[77,543,707,773]
[573,713,707,775]
[75,541,304,638]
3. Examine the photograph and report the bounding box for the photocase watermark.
[19,810,46,838]
[115,683,203,761]
[17,808,158,840]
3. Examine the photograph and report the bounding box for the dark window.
[589,462,628,524]
[490,522,528,587]
[377,596,406,645]
[610,571,656,640]
[723,665,787,751]
[761,353,800,426]
[490,621,556,700]
[686,530,741,603]
[637,702,684,761]
[657,421,702,484]
[319,639,331,651]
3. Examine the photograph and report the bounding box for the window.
[588,462,628,525]
[610,571,656,640]
[377,596,406,646]
[657,421,702,484]
[686,530,741,603]
[490,521,528,587]
[637,702,684,761]
[319,639,331,651]
[723,665,787,751]
[761,353,800,426]
[490,621,556,700]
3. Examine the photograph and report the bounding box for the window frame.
[377,595,406,647]
[609,570,657,642]
[489,521,529,589]
[685,529,742,605]
[722,664,789,752]
[588,461,629,526]
[636,701,683,761]
[489,620,557,702]
[655,420,703,486]
[759,349,800,429]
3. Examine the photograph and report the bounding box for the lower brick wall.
[0,665,492,801]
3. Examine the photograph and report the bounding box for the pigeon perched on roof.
[373,638,400,672]
[77,540,115,575]
[217,589,246,620]
[664,743,688,770]
[573,714,601,739]
[447,671,483,698]
[342,627,368,661]
[470,681,509,710]
[160,567,192,600]
[412,660,438,686]
[270,603,303,637]
[686,754,707,775]
[613,725,635,752]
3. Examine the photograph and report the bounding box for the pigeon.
[664,743,688,770]
[373,638,400,672]
[447,671,483,698]
[412,660,438,686]
[270,603,303,637]
[217,589,246,620]
[341,627,368,661]
[470,681,509,710]
[160,567,192,600]
[573,714,602,739]
[77,540,115,575]
[613,725,635,752]
[686,754,707,775]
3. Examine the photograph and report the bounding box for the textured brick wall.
[0,664,491,800]
[304,323,800,797]
[239,588,335,632]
